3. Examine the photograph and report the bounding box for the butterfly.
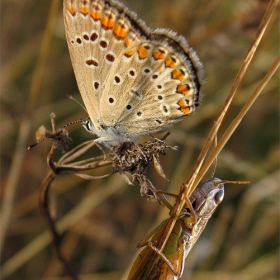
[63,0,203,148]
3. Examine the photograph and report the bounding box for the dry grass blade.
[194,57,280,188]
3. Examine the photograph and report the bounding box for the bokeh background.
[1,0,279,279]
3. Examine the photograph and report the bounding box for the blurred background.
[1,0,279,279]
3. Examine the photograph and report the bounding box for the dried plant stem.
[38,145,79,280]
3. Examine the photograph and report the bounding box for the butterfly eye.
[82,118,93,132]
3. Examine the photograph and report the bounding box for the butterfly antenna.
[28,138,46,150]
[59,119,84,129]
[68,95,88,113]
[28,113,84,150]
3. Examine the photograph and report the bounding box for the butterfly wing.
[99,31,204,136]
[64,0,203,145]
[64,0,148,131]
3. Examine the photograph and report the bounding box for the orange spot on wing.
[102,14,115,29]
[137,46,149,59]
[124,49,136,58]
[153,50,165,60]
[165,57,176,68]
[91,9,101,21]
[114,23,127,39]
[125,40,132,47]
[178,99,191,115]
[80,6,89,15]
[67,5,76,16]
[172,69,185,81]
[177,84,190,95]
